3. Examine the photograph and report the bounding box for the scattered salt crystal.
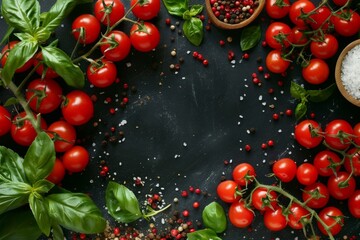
[258,95,263,101]
[341,44,360,99]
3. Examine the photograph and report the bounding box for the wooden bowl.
[205,0,265,30]
[335,39,360,107]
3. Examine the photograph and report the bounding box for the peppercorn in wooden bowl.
[335,39,360,107]
[205,0,265,30]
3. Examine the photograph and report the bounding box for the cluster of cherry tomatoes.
[264,0,360,85]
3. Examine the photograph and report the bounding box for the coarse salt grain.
[341,44,360,99]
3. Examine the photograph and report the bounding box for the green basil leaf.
[189,4,203,17]
[1,0,40,34]
[24,132,55,184]
[0,182,31,214]
[307,84,336,103]
[42,0,92,33]
[183,17,203,46]
[0,146,27,183]
[295,101,307,121]
[41,46,85,88]
[290,81,307,100]
[187,228,222,240]
[29,194,51,236]
[162,0,189,17]
[51,224,64,240]
[47,193,106,234]
[0,26,14,45]
[1,40,38,86]
[202,202,227,233]
[105,181,142,223]
[183,10,192,21]
[0,208,42,240]
[33,179,55,194]
[240,24,261,51]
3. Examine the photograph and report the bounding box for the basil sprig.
[0,0,90,88]
[162,0,204,46]
[240,24,261,51]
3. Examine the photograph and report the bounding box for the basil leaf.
[47,193,106,234]
[29,194,51,236]
[183,17,203,46]
[0,146,27,183]
[42,0,92,33]
[0,208,42,240]
[162,0,189,17]
[189,4,203,17]
[202,202,227,233]
[52,224,64,240]
[105,181,142,223]
[290,81,307,100]
[183,10,192,21]
[307,84,336,103]
[41,46,85,88]
[1,40,38,86]
[33,179,55,194]
[0,26,14,45]
[295,101,307,121]
[240,24,261,51]
[1,0,40,34]
[24,132,55,184]
[0,182,31,214]
[187,228,222,240]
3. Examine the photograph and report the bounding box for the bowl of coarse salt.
[335,39,360,107]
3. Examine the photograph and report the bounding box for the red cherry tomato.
[353,122,360,146]
[288,203,310,230]
[94,0,125,26]
[290,26,308,45]
[130,0,161,20]
[302,182,329,209]
[332,0,350,6]
[100,30,131,62]
[130,22,160,52]
[263,207,287,231]
[348,190,360,218]
[289,0,315,27]
[313,150,341,177]
[87,59,117,88]
[251,187,278,211]
[310,34,338,59]
[232,163,256,186]
[296,163,318,186]
[324,119,353,150]
[0,106,12,136]
[327,171,356,200]
[272,158,297,182]
[317,207,344,236]
[72,14,101,44]
[26,78,63,114]
[294,119,323,149]
[62,145,89,173]
[216,180,241,203]
[61,90,94,126]
[265,0,290,19]
[46,158,66,184]
[265,49,290,74]
[1,41,34,73]
[228,201,254,228]
[344,148,360,176]
[33,52,59,79]
[302,58,329,85]
[265,22,293,49]
[309,6,332,30]
[331,9,360,37]
[47,120,77,152]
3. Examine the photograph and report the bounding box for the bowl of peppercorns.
[206,0,265,30]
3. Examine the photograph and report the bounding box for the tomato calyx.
[274,0,290,8]
[26,87,47,112]
[131,21,151,35]
[99,0,115,23]
[101,34,120,51]
[137,0,150,6]
[302,188,326,203]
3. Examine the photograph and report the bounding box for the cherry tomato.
[344,148,360,176]
[94,0,125,26]
[265,22,293,49]
[130,0,161,20]
[0,106,12,136]
[62,145,89,173]
[331,9,360,37]
[232,163,256,186]
[317,207,343,236]
[100,30,131,62]
[289,0,315,27]
[72,14,101,44]
[310,34,338,59]
[47,120,77,152]
[302,182,329,209]
[263,207,287,231]
[313,150,341,177]
[10,111,47,146]
[61,90,94,126]
[1,41,34,73]
[348,190,360,218]
[332,0,350,6]
[130,22,160,52]
[265,49,290,74]
[46,158,66,184]
[251,187,278,211]
[272,158,297,182]
[33,52,59,79]
[324,119,353,150]
[216,180,241,203]
[288,203,310,230]
[228,201,254,228]
[327,171,356,200]
[309,6,331,31]
[294,120,323,149]
[87,59,117,88]
[290,26,308,45]
[265,0,290,19]
[25,78,63,114]
[302,58,329,85]
[353,122,360,146]
[296,163,318,186]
